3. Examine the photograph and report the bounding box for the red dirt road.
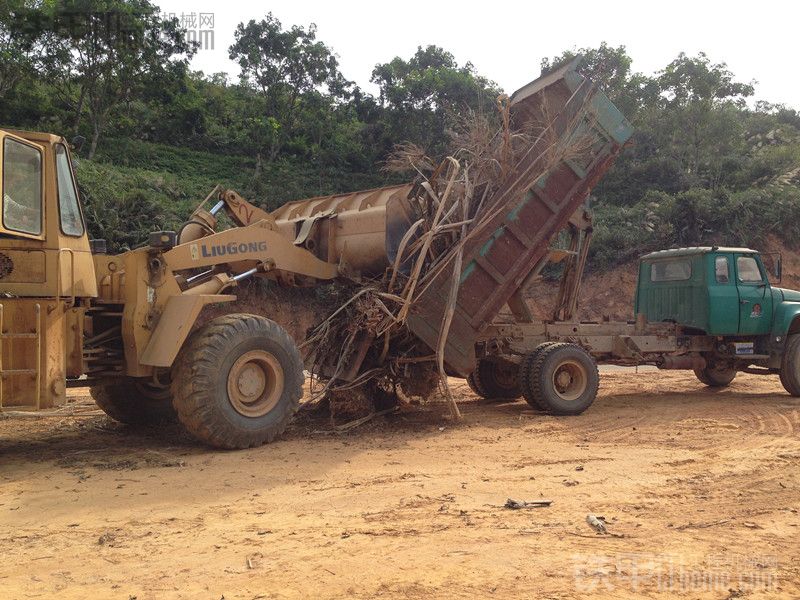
[1,371,799,599]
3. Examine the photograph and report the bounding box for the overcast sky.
[158,0,799,108]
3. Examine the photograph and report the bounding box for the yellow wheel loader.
[0,128,417,448]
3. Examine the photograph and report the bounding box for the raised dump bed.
[405,59,634,376]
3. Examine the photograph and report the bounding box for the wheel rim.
[227,350,284,417]
[551,359,588,402]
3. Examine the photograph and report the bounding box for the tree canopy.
[0,4,798,265]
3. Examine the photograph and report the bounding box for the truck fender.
[140,294,236,368]
[771,303,800,339]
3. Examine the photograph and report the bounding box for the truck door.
[735,255,773,335]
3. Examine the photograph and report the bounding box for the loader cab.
[635,247,778,336]
[0,129,97,299]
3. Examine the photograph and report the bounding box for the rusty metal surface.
[270,184,416,276]
[405,64,634,377]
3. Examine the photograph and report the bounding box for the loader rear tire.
[171,314,304,449]
[91,377,176,425]
[523,343,598,415]
[779,335,800,397]
[694,362,736,387]
[467,358,521,400]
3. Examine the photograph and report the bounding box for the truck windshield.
[651,259,691,282]
[2,137,42,235]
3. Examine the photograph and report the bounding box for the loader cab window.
[737,256,763,283]
[55,144,84,236]
[2,137,42,235]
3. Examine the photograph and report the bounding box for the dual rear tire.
[519,343,599,415]
[467,358,522,400]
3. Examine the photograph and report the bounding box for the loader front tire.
[467,358,521,400]
[779,335,800,397]
[171,314,304,449]
[91,376,176,425]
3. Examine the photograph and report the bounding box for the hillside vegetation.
[1,2,799,264]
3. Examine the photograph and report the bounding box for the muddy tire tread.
[780,335,800,396]
[528,343,598,415]
[171,314,303,449]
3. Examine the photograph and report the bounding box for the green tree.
[540,42,658,120]
[35,0,195,157]
[652,52,754,187]
[229,13,343,162]
[371,45,501,156]
[0,1,38,98]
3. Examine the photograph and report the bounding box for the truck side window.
[737,256,763,283]
[55,144,85,236]
[715,256,729,283]
[2,137,43,235]
[651,259,691,282]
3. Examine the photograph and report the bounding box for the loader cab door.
[735,254,772,335]
[0,132,45,240]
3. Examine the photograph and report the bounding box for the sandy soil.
[1,371,799,599]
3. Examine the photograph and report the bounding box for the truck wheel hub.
[552,360,587,401]
[227,350,284,417]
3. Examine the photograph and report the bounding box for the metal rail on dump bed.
[405,60,634,377]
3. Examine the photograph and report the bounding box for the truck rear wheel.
[171,314,304,449]
[466,358,521,400]
[522,343,598,415]
[694,362,736,387]
[780,335,800,396]
[91,376,176,425]
[519,342,559,410]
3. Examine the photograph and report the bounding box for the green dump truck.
[473,245,800,414]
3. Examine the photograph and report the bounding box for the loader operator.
[2,148,41,235]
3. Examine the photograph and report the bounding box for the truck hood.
[774,287,800,303]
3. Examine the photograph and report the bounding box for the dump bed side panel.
[406,64,633,376]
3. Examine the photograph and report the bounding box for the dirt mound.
[197,280,339,347]
[526,259,640,322]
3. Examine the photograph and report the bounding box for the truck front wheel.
[694,361,736,387]
[780,335,800,396]
[521,343,599,415]
[171,314,304,449]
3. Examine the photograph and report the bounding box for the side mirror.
[71,135,86,153]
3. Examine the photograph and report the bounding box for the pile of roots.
[302,92,599,421]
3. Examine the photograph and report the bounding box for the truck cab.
[635,247,800,364]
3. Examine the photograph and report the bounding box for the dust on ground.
[1,371,799,599]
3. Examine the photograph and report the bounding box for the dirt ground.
[1,371,799,599]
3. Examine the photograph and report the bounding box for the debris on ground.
[504,498,553,509]
[586,514,608,534]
